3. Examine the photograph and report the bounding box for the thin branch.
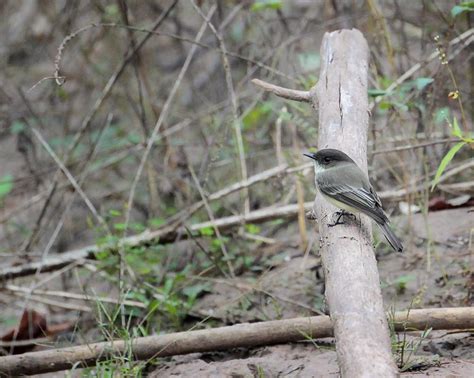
[51,22,295,84]
[4,285,146,309]
[22,2,179,252]
[6,156,469,281]
[251,79,313,103]
[124,5,217,234]
[371,137,460,155]
[165,163,288,229]
[54,2,178,86]
[370,27,474,110]
[28,125,109,232]
[250,29,474,108]
[191,0,250,214]
[188,164,235,277]
[8,292,92,313]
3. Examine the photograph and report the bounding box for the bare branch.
[124,5,217,233]
[191,0,250,214]
[251,79,313,103]
[188,164,235,277]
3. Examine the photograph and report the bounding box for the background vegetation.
[0,0,472,375]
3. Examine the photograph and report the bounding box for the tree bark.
[313,29,398,376]
[0,307,472,376]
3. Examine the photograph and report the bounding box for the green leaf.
[368,89,387,97]
[109,209,121,217]
[211,238,223,249]
[103,4,120,21]
[251,0,282,12]
[182,283,209,299]
[0,174,14,200]
[451,2,474,17]
[451,117,462,138]
[113,223,126,231]
[245,224,261,235]
[130,222,145,232]
[10,121,26,134]
[431,142,466,191]
[378,101,392,110]
[127,133,142,144]
[200,226,214,237]
[413,77,433,91]
[56,86,68,101]
[394,274,415,286]
[242,103,272,130]
[434,107,450,124]
[149,217,165,228]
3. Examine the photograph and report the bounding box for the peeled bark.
[312,29,398,377]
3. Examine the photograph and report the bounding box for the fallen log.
[0,307,472,376]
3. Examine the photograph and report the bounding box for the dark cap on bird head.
[303,149,356,166]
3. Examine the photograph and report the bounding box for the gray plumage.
[304,149,404,253]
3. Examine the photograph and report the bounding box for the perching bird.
[304,148,403,252]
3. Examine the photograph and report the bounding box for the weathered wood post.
[253,28,398,376]
[312,29,397,377]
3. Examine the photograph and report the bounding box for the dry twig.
[191,1,250,214]
[251,78,313,103]
[124,5,217,233]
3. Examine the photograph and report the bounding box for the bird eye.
[324,157,331,163]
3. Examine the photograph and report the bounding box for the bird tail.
[378,222,404,253]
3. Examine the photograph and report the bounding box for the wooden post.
[313,29,398,376]
[253,28,397,376]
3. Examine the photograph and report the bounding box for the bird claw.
[328,210,356,227]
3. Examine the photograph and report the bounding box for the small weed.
[388,305,433,372]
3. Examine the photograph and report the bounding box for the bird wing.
[317,166,388,224]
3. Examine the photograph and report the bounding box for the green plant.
[393,275,416,295]
[0,174,14,203]
[388,306,434,372]
[369,76,434,112]
[451,1,474,17]
[251,0,282,12]
[431,117,473,191]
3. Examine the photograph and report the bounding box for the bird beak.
[303,153,315,160]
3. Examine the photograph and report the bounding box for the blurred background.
[0,0,472,375]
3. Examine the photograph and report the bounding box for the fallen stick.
[0,307,472,376]
[0,202,313,281]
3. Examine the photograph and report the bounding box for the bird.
[304,148,404,252]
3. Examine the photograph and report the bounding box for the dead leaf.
[1,309,47,354]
